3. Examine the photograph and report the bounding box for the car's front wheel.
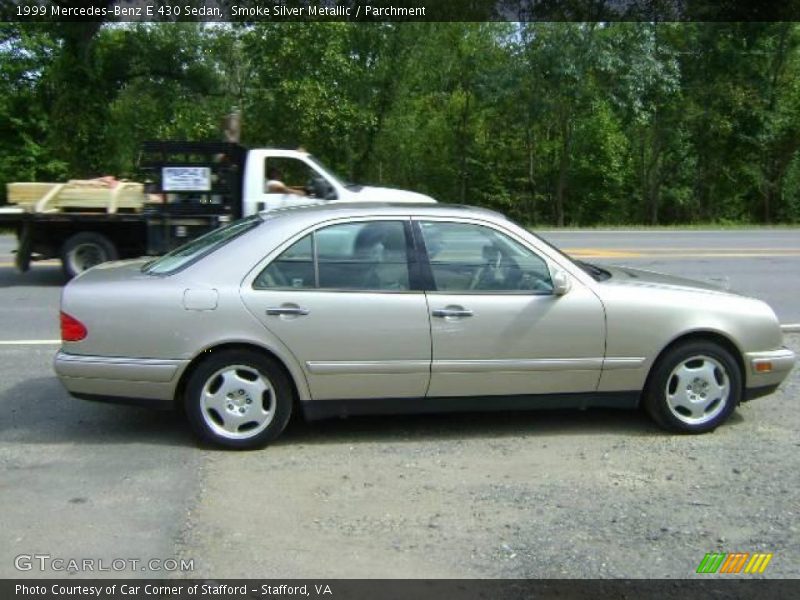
[644,340,742,433]
[184,350,293,449]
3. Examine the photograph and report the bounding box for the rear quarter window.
[143,215,261,275]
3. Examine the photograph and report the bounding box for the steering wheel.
[516,272,551,291]
[469,246,528,291]
[468,246,502,290]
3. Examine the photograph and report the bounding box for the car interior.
[254,222,410,291]
[253,220,553,293]
[422,223,554,293]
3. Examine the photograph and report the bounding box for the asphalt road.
[0,230,798,579]
[538,229,800,325]
[2,230,798,340]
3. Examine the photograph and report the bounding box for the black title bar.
[4,0,800,23]
[4,579,800,600]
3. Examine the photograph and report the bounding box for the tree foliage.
[2,21,800,224]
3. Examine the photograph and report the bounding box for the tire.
[643,340,742,433]
[15,222,32,272]
[184,350,293,449]
[61,232,118,279]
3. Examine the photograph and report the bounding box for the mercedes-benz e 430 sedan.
[55,203,795,448]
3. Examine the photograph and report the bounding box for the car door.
[240,218,431,401]
[415,219,606,398]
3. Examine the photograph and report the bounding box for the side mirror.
[551,268,572,296]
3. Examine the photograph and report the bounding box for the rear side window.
[255,221,410,291]
[143,215,261,275]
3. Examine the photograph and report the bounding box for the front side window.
[419,221,553,293]
[264,157,336,199]
[255,221,410,291]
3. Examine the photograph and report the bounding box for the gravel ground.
[177,335,799,579]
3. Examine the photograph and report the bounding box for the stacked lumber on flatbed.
[7,178,146,213]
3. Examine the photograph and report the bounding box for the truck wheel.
[61,232,118,279]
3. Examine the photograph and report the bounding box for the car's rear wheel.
[644,340,741,433]
[184,350,293,449]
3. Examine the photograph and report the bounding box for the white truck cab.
[241,148,435,216]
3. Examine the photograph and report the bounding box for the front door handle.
[432,308,473,318]
[266,306,310,316]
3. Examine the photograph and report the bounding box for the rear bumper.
[744,347,796,389]
[54,351,187,404]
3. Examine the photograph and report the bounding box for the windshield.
[142,215,261,275]
[527,229,612,282]
[306,155,358,189]
[574,260,612,281]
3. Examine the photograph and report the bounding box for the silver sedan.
[54,203,795,448]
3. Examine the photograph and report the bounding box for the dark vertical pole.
[222,110,243,218]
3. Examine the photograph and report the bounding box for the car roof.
[258,201,507,223]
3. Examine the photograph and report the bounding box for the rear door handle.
[432,308,473,318]
[266,306,310,316]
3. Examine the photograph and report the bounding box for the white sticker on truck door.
[162,167,212,191]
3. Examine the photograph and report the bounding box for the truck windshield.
[142,215,261,275]
[306,156,354,188]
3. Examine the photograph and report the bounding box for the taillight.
[60,311,87,342]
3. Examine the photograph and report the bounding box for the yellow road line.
[567,247,800,252]
[1,251,800,267]
[0,260,60,267]
[655,252,800,257]
[566,248,800,259]
[567,249,642,258]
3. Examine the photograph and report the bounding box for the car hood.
[356,185,437,204]
[601,265,732,294]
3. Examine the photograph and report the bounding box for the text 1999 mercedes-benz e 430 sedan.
[55,203,795,448]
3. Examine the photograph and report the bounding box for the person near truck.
[265,167,306,196]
